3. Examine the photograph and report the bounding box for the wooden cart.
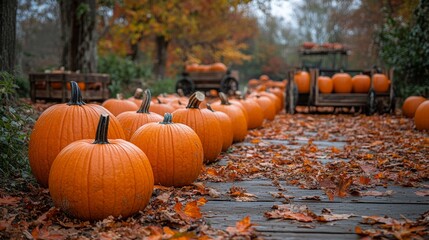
[175,70,239,96]
[29,72,110,102]
[285,68,395,115]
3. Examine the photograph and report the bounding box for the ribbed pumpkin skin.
[117,112,162,140]
[211,110,233,151]
[29,93,125,188]
[373,73,390,93]
[149,102,176,116]
[49,139,154,220]
[130,116,203,187]
[402,96,427,118]
[258,92,281,113]
[172,93,223,163]
[237,98,264,129]
[332,73,352,93]
[228,100,249,124]
[254,96,276,121]
[295,71,310,94]
[414,100,429,130]
[269,88,285,109]
[210,101,246,143]
[318,76,334,93]
[102,99,138,116]
[351,74,370,93]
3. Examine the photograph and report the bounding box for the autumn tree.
[59,0,97,73]
[0,0,18,74]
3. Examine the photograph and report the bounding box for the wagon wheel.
[221,76,238,95]
[175,76,194,96]
[366,89,376,116]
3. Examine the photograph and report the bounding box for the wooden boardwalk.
[200,138,429,239]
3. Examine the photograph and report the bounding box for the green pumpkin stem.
[137,89,151,113]
[186,91,205,109]
[219,92,231,105]
[161,113,173,124]
[93,114,110,144]
[67,81,86,106]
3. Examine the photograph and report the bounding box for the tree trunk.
[153,35,169,80]
[0,0,17,74]
[59,0,97,73]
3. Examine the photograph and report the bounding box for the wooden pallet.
[29,73,110,102]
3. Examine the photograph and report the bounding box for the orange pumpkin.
[50,82,63,89]
[295,71,310,94]
[269,87,285,110]
[29,82,125,188]
[210,63,227,72]
[172,92,223,163]
[128,88,144,106]
[351,74,370,93]
[211,93,248,142]
[66,81,86,91]
[236,97,264,129]
[185,64,200,72]
[402,96,427,118]
[259,74,270,82]
[117,90,163,140]
[130,113,203,187]
[332,72,352,93]
[248,79,260,88]
[257,91,281,113]
[49,114,154,220]
[207,104,233,151]
[414,100,429,130]
[149,98,176,116]
[102,94,139,116]
[254,95,276,121]
[318,76,333,93]
[373,73,390,93]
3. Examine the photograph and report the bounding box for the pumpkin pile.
[29,79,284,220]
[316,72,391,94]
[185,62,227,72]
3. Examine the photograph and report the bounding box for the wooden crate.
[29,73,110,102]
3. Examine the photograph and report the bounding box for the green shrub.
[98,54,152,97]
[147,78,176,96]
[0,72,34,178]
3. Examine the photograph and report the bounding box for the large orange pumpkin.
[295,71,310,94]
[172,92,223,163]
[210,63,227,72]
[269,88,285,109]
[402,96,426,118]
[373,73,390,93]
[117,90,163,140]
[102,94,139,116]
[317,76,333,93]
[211,93,248,142]
[49,114,154,220]
[414,100,429,130]
[206,104,233,151]
[29,82,125,187]
[351,74,370,93]
[130,113,203,187]
[257,91,281,113]
[332,72,352,93]
[236,97,264,129]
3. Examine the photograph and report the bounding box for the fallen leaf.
[299,195,321,201]
[0,196,20,206]
[359,190,394,197]
[317,213,354,222]
[415,190,429,196]
[226,216,255,236]
[197,197,207,206]
[174,201,202,222]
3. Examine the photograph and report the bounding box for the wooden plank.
[260,231,358,240]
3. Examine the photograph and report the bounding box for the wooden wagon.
[285,68,395,115]
[29,72,110,103]
[175,70,239,96]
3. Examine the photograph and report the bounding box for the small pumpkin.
[332,72,352,93]
[414,100,429,130]
[49,114,154,220]
[29,82,125,187]
[351,74,370,93]
[295,71,310,94]
[102,94,139,116]
[172,92,223,163]
[130,113,203,187]
[373,73,390,93]
[117,89,163,140]
[211,93,248,142]
[206,104,234,151]
[253,95,276,121]
[318,76,333,93]
[402,96,426,118]
[210,63,227,72]
[149,98,176,116]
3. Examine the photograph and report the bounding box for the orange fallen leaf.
[250,138,261,144]
[197,197,207,206]
[226,216,255,236]
[331,147,341,154]
[0,196,21,206]
[359,176,371,185]
[174,201,202,222]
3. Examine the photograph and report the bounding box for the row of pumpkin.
[402,96,429,131]
[29,81,284,220]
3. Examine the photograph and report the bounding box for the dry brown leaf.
[415,190,429,196]
[0,196,21,206]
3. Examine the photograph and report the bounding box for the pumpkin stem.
[156,97,162,104]
[137,89,151,113]
[206,103,214,112]
[67,81,86,106]
[161,113,173,124]
[93,114,110,144]
[177,88,185,97]
[186,91,205,109]
[116,93,124,100]
[219,92,231,105]
[133,88,144,99]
